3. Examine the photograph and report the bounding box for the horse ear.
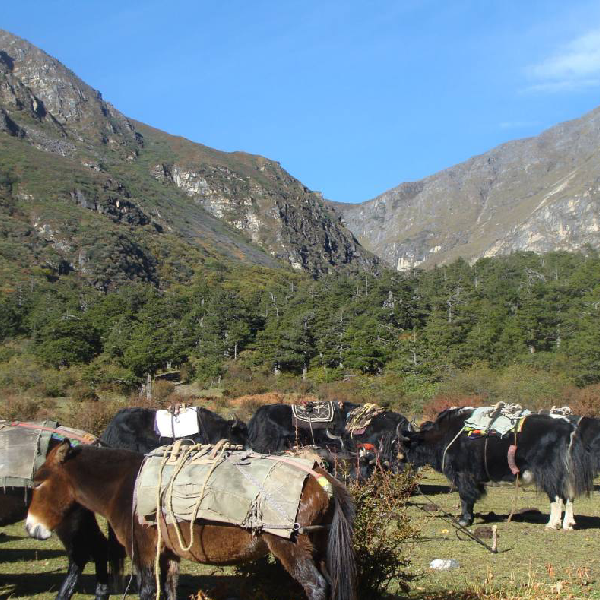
[52,440,73,465]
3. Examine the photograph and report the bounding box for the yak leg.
[265,535,328,600]
[54,508,109,600]
[456,473,483,527]
[562,499,576,530]
[546,497,563,530]
[458,497,475,527]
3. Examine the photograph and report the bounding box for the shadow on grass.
[0,572,99,600]
[178,570,305,600]
[476,510,600,529]
[0,533,26,544]
[0,547,66,562]
[415,483,452,496]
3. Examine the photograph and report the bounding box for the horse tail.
[107,524,126,589]
[326,477,357,600]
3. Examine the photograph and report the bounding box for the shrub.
[64,398,123,436]
[0,392,47,421]
[348,467,419,597]
[563,384,600,417]
[421,393,485,422]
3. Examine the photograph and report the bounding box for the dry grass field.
[2,469,600,600]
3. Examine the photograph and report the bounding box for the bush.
[348,467,419,597]
[0,392,47,421]
[564,384,600,417]
[421,393,485,422]
[64,398,123,436]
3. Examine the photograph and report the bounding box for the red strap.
[507,444,519,475]
[266,455,327,482]
[10,422,96,445]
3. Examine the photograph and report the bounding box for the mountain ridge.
[330,105,600,270]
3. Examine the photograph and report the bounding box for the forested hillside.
[2,250,600,416]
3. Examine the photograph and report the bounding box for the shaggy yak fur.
[99,407,248,453]
[401,408,594,528]
[26,442,357,600]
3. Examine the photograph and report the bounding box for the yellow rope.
[150,441,231,598]
[165,444,228,552]
[154,452,171,600]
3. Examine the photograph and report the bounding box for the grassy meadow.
[2,468,600,600]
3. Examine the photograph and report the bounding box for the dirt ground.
[3,469,600,599]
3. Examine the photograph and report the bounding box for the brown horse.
[1,425,114,600]
[26,441,357,600]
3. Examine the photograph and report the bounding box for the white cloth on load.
[464,402,531,436]
[155,407,200,438]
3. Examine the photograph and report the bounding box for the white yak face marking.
[25,513,52,540]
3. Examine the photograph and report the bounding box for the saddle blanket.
[155,407,200,438]
[346,403,384,436]
[291,401,336,430]
[135,443,324,538]
[464,403,531,437]
[0,420,97,488]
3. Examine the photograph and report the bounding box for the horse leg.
[136,565,157,600]
[265,535,328,600]
[546,496,563,530]
[562,499,576,530]
[159,552,180,600]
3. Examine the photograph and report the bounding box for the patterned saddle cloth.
[291,401,336,430]
[464,402,531,437]
[346,403,384,436]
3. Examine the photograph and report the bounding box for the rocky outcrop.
[332,106,600,270]
[147,151,378,276]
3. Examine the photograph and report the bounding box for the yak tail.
[567,432,594,498]
[107,524,126,591]
[327,478,357,600]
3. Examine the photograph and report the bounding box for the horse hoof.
[545,523,560,530]
[458,519,472,527]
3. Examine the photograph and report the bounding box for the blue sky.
[3,1,600,203]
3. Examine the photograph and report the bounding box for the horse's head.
[25,440,78,540]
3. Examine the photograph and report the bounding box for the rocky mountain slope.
[0,29,377,293]
[331,106,600,270]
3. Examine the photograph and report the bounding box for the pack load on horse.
[0,420,113,600]
[100,405,248,454]
[399,403,594,528]
[248,400,412,478]
[26,439,357,600]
